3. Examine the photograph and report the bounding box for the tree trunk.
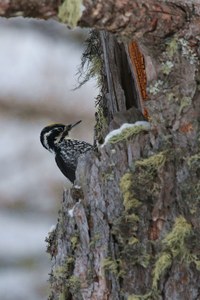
[2,0,200,299]
[47,25,200,300]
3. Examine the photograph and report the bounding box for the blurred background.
[0,17,97,300]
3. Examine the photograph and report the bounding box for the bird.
[40,120,93,183]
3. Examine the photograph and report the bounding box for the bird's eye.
[57,126,64,132]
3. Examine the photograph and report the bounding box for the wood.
[47,27,200,298]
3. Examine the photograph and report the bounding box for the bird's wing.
[55,154,76,183]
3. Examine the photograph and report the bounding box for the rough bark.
[46,28,200,300]
[1,0,200,27]
[0,0,59,18]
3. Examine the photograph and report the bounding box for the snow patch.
[102,121,150,147]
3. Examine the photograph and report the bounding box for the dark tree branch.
[80,0,188,40]
[0,0,59,18]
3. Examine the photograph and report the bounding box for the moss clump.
[187,153,200,168]
[137,253,151,269]
[102,258,124,277]
[152,252,172,289]
[68,275,80,293]
[54,265,66,278]
[89,234,100,248]
[166,37,178,58]
[128,217,200,299]
[178,96,192,115]
[108,123,150,144]
[95,105,108,142]
[77,30,103,88]
[102,258,118,275]
[135,152,166,170]
[71,235,78,250]
[163,216,192,258]
[152,216,200,291]
[128,237,139,245]
[120,172,142,211]
[58,293,65,300]
[54,256,74,280]
[125,213,140,223]
[58,0,82,27]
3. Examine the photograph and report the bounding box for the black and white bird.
[40,120,93,183]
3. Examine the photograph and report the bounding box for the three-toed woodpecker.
[40,120,93,183]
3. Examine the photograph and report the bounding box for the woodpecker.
[40,120,93,183]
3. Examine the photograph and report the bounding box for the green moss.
[123,193,141,211]
[68,275,80,293]
[120,173,142,211]
[137,253,151,269]
[135,152,166,170]
[152,252,172,289]
[96,106,107,127]
[152,217,196,291]
[120,172,133,191]
[66,256,74,265]
[102,171,114,181]
[102,258,118,275]
[128,237,139,245]
[95,105,108,144]
[125,213,140,223]
[108,123,150,144]
[77,30,103,89]
[71,235,78,250]
[86,55,102,87]
[166,37,178,58]
[54,265,66,277]
[135,152,166,183]
[179,96,192,114]
[194,259,200,271]
[102,258,125,277]
[53,256,75,283]
[89,234,101,248]
[163,216,192,258]
[187,153,200,168]
[58,0,82,27]
[58,293,66,300]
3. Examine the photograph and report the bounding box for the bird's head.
[40,120,82,152]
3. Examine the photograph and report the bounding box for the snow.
[102,121,151,146]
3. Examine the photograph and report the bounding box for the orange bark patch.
[179,123,193,133]
[143,107,150,120]
[128,41,148,101]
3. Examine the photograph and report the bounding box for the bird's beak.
[60,120,82,142]
[69,120,82,130]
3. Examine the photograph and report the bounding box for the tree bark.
[1,0,200,299]
[47,28,200,300]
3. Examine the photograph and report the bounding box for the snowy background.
[0,18,97,300]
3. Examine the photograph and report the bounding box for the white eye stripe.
[42,127,64,152]
[43,130,54,152]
